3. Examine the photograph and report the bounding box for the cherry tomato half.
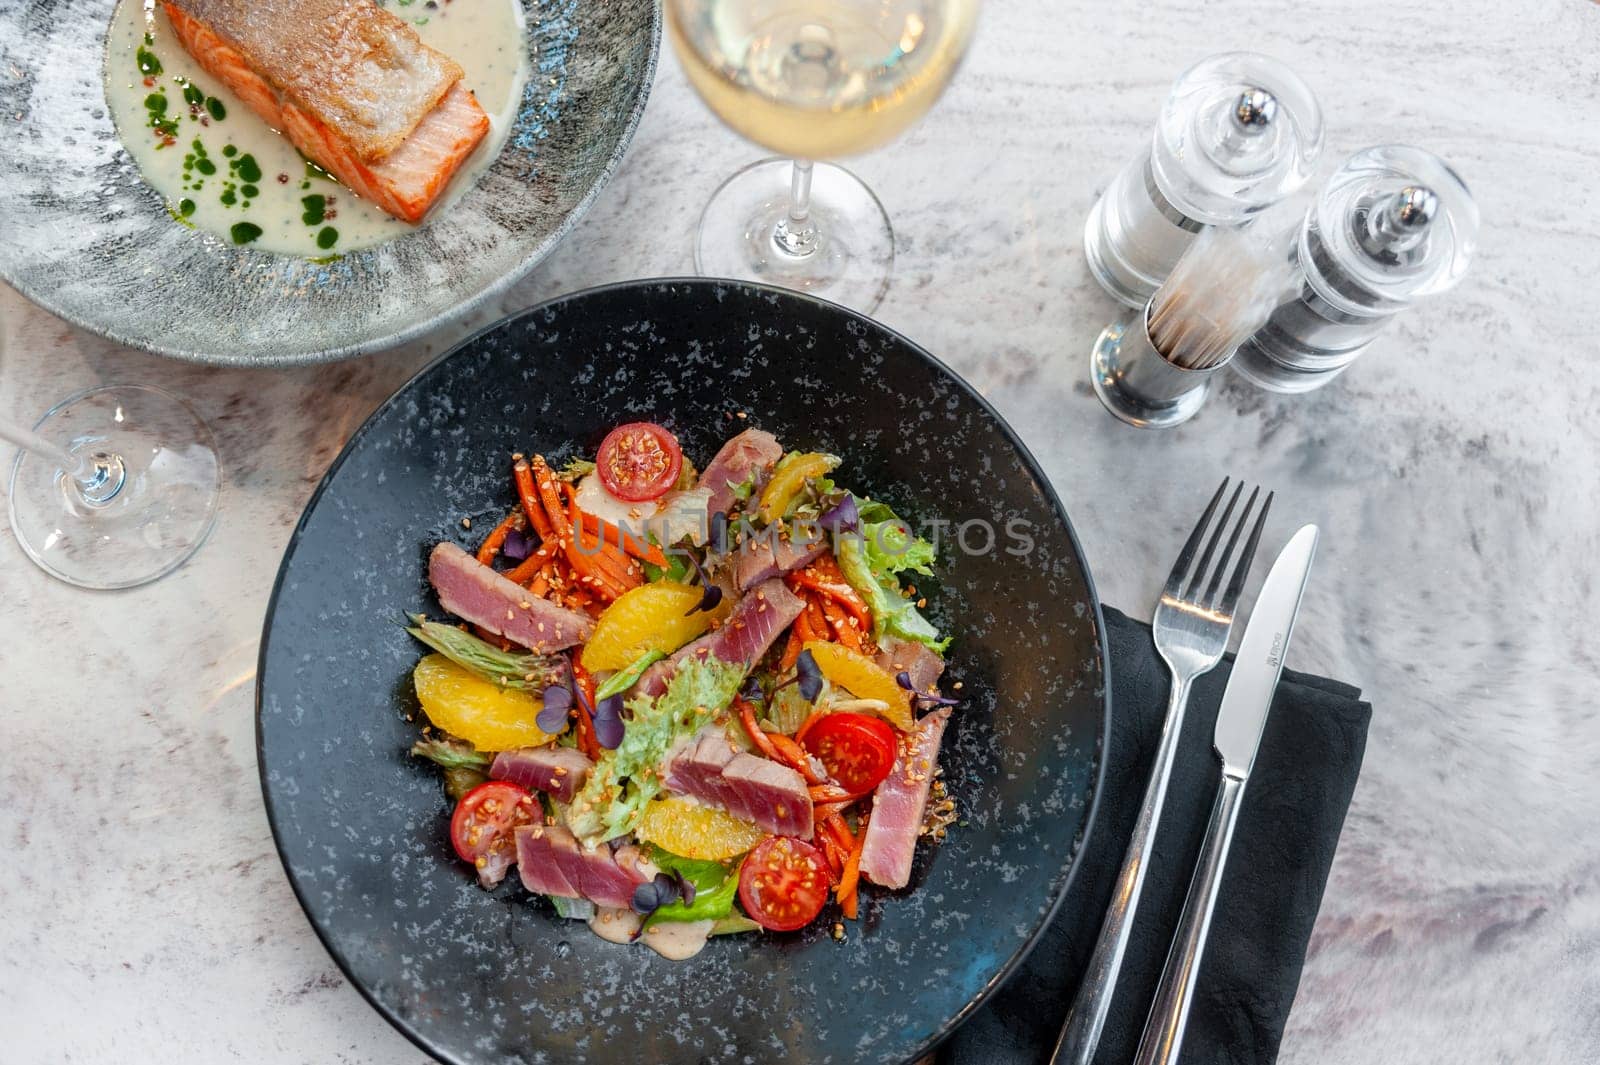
[596,422,683,502]
[738,836,833,932]
[451,781,535,883]
[801,712,899,798]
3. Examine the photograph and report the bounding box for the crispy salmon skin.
[162,0,489,224]
[166,0,462,162]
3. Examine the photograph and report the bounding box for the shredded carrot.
[513,460,554,540]
[531,457,626,601]
[786,556,871,629]
[779,625,806,671]
[575,510,669,568]
[569,660,603,761]
[816,827,848,878]
[791,593,829,645]
[505,538,560,585]
[820,597,865,651]
[837,814,868,919]
[809,783,859,804]
[735,696,785,763]
[812,800,850,824]
[475,510,524,566]
[821,812,856,854]
[768,733,826,785]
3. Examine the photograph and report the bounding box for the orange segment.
[634,795,766,861]
[580,581,728,672]
[803,640,914,731]
[412,654,556,751]
[757,451,840,524]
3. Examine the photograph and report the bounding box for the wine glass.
[0,309,221,589]
[666,0,980,313]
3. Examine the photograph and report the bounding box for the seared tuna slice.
[699,429,782,517]
[638,579,805,696]
[859,708,951,889]
[515,823,651,909]
[428,541,594,653]
[733,531,828,592]
[875,637,947,696]
[490,746,593,803]
[662,728,813,839]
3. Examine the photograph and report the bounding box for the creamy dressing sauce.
[585,908,715,960]
[104,0,528,257]
[588,906,643,945]
[639,918,714,961]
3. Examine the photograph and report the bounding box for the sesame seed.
[461,517,472,529]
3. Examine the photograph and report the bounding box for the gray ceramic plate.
[258,279,1111,1064]
[0,0,658,366]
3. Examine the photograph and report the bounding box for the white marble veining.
[3,0,1599,1061]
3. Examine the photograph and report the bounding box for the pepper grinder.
[1231,145,1479,393]
[1083,52,1324,308]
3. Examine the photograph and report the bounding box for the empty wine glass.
[666,0,980,313]
[1,310,221,589]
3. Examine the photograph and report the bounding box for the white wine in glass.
[667,0,980,313]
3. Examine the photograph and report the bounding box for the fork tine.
[1181,481,1244,602]
[1202,486,1261,608]
[1217,490,1274,617]
[1163,478,1229,598]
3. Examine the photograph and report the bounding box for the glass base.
[694,158,894,314]
[8,385,221,589]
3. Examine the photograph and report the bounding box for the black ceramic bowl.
[257,279,1110,1064]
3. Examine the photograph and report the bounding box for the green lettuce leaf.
[837,533,950,654]
[858,501,937,577]
[645,848,743,928]
[565,656,747,845]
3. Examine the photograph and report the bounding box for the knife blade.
[1213,523,1318,776]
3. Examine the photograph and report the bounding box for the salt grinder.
[1083,52,1324,308]
[1231,145,1479,392]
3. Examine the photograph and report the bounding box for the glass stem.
[772,159,820,258]
[0,415,125,503]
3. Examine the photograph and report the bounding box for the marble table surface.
[4,0,1598,1061]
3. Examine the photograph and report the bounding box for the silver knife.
[1131,524,1319,1065]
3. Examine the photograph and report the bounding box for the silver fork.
[1049,478,1272,1065]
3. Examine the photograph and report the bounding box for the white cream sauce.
[104,0,528,257]
[585,908,716,960]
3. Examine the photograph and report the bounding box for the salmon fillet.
[166,0,462,162]
[163,1,489,223]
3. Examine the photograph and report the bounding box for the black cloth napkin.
[939,606,1372,1065]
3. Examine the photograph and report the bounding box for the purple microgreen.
[632,873,681,916]
[672,870,697,908]
[593,694,625,750]
[679,548,725,615]
[896,669,960,709]
[502,527,534,562]
[536,683,573,733]
[795,649,823,702]
[684,583,723,616]
[740,676,765,703]
[818,493,859,534]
